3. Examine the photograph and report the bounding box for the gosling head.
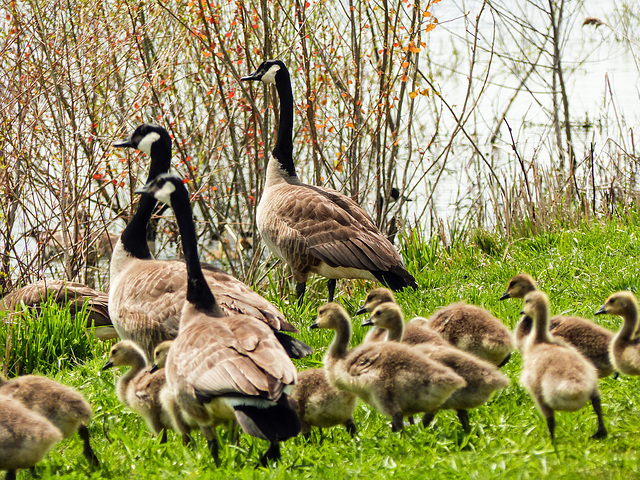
[311,302,351,331]
[362,302,403,330]
[501,273,538,300]
[356,287,396,315]
[113,123,171,156]
[521,290,549,320]
[241,59,287,86]
[150,340,173,373]
[102,340,143,370]
[595,291,639,317]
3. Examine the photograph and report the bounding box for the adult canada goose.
[102,341,179,443]
[311,302,465,432]
[355,287,446,346]
[1,279,115,340]
[595,291,640,376]
[111,124,311,361]
[520,291,607,440]
[292,368,357,438]
[362,302,509,432]
[0,374,99,466]
[0,395,62,480]
[136,173,300,465]
[424,301,515,367]
[241,60,417,303]
[501,273,615,377]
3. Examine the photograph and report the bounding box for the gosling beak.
[355,305,368,315]
[361,317,374,327]
[594,305,607,316]
[310,321,319,330]
[149,364,160,374]
[102,360,113,371]
[499,291,511,301]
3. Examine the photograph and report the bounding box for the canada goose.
[292,368,357,438]
[520,291,607,440]
[311,302,465,432]
[595,291,640,376]
[136,173,300,465]
[424,301,515,367]
[241,60,417,303]
[0,374,99,466]
[355,287,447,346]
[1,279,116,340]
[0,395,62,480]
[501,273,615,377]
[110,124,311,361]
[362,302,509,432]
[102,340,178,443]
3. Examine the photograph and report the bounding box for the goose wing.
[170,313,297,401]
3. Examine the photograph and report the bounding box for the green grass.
[4,215,640,479]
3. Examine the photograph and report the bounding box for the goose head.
[595,291,638,317]
[311,302,351,331]
[150,340,173,373]
[356,287,396,315]
[241,59,287,85]
[361,302,403,329]
[114,123,171,156]
[521,290,549,319]
[501,273,538,300]
[102,340,144,369]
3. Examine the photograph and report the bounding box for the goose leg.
[296,282,306,305]
[344,418,357,437]
[590,394,608,439]
[545,415,555,441]
[160,429,168,444]
[327,279,337,303]
[259,440,281,466]
[5,470,16,480]
[456,409,470,433]
[202,426,220,466]
[78,424,99,466]
[391,412,404,432]
[421,412,435,428]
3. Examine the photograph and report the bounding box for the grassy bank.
[3,215,640,479]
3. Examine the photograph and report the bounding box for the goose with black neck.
[242,60,418,303]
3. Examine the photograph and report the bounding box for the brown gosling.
[595,291,640,376]
[102,340,177,443]
[356,287,447,346]
[0,395,63,480]
[0,374,98,466]
[520,291,607,441]
[424,301,515,367]
[311,302,466,432]
[362,302,509,432]
[292,368,357,438]
[501,273,615,377]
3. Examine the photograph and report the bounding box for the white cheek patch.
[154,180,176,205]
[261,64,280,85]
[137,131,161,155]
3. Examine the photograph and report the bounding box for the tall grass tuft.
[0,298,102,376]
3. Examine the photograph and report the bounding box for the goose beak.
[113,137,134,148]
[241,69,262,82]
[361,317,374,327]
[134,184,152,195]
[594,305,607,316]
[102,360,113,370]
[310,321,319,329]
[149,364,159,374]
[355,305,368,315]
[499,291,511,301]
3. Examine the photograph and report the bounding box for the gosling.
[362,302,509,432]
[311,302,466,432]
[0,395,62,480]
[292,368,357,438]
[595,291,640,376]
[0,374,98,466]
[520,291,607,441]
[501,273,615,377]
[102,340,176,443]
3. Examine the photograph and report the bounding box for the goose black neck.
[120,143,171,259]
[272,70,297,178]
[170,182,221,315]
